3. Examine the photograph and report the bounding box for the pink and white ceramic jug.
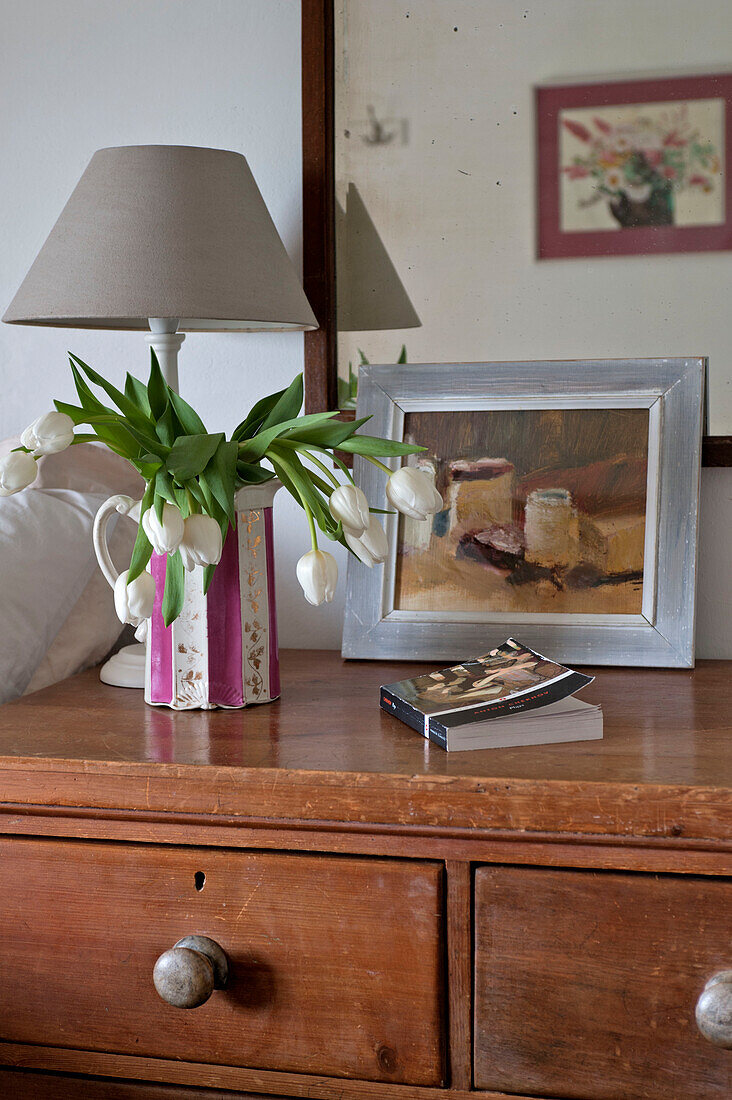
[93,481,281,710]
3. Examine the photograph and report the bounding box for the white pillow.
[23,508,137,696]
[0,439,143,701]
[0,489,113,702]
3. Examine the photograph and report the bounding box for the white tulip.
[328,483,370,536]
[345,514,388,568]
[0,450,38,496]
[142,502,185,555]
[21,411,75,456]
[179,514,223,572]
[386,466,443,520]
[296,548,338,606]
[113,569,156,627]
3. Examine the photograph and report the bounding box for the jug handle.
[93,494,143,590]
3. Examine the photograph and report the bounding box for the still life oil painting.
[395,407,649,617]
[538,73,732,258]
[343,359,702,666]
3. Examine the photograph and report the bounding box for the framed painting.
[537,74,732,259]
[342,360,704,667]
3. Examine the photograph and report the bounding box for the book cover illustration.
[381,638,593,740]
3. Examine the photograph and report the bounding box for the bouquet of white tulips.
[2,352,442,625]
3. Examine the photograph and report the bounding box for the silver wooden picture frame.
[342,359,704,667]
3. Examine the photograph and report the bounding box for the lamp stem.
[146,318,185,392]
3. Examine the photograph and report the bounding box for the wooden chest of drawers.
[0,651,729,1099]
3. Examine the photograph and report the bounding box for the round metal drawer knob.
[695,970,732,1048]
[153,935,229,1009]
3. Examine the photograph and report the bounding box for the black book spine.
[426,724,448,750]
[429,716,450,745]
[380,687,425,737]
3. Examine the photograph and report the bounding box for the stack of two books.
[380,639,602,752]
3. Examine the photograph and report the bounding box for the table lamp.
[3,144,318,386]
[3,144,318,686]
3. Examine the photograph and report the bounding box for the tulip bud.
[385,466,442,521]
[142,502,185,555]
[21,411,75,456]
[0,450,38,496]
[179,514,223,572]
[345,514,388,568]
[328,483,370,537]
[296,548,338,606]
[113,569,156,627]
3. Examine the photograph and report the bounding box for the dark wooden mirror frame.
[300,0,731,465]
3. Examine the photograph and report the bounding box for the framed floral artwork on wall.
[537,73,732,258]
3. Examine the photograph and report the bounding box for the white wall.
[0,0,728,657]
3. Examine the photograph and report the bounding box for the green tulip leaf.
[154,467,179,511]
[235,459,276,485]
[337,434,426,457]
[185,478,208,511]
[166,432,224,482]
[288,414,372,448]
[70,363,115,418]
[258,372,304,432]
[162,550,185,627]
[127,479,156,584]
[171,483,188,514]
[124,373,151,416]
[147,349,169,420]
[154,403,176,448]
[54,400,117,427]
[70,353,157,436]
[202,562,217,595]
[231,386,287,442]
[238,411,339,462]
[269,445,336,537]
[200,439,238,525]
[167,388,207,435]
[126,525,154,584]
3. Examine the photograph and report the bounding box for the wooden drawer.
[474,866,731,1099]
[0,838,444,1086]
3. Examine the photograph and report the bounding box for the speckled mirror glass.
[334,0,731,434]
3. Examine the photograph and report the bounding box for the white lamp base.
[95,320,183,693]
[99,643,146,689]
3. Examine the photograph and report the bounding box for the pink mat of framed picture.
[537,73,732,259]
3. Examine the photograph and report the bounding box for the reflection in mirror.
[336,182,421,405]
[334,1,732,434]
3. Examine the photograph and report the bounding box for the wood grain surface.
[445,861,472,1090]
[302,0,337,413]
[474,865,732,1099]
[0,1067,263,1098]
[0,838,444,1086]
[0,653,729,840]
[0,1045,548,1100]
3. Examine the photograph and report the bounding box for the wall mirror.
[303,0,731,462]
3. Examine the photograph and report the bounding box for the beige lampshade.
[3,145,318,332]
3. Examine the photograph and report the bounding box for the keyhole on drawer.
[194,871,206,892]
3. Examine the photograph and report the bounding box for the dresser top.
[0,651,729,840]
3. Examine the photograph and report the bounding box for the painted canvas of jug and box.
[395,407,649,616]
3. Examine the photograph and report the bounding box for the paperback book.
[380,638,601,751]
